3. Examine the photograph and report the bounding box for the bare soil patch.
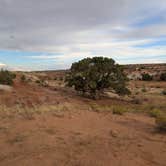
[0,72,166,166]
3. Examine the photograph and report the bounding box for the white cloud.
[0,0,166,70]
[0,0,166,52]
[0,63,6,67]
[24,37,166,69]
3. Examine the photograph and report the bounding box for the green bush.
[35,80,40,84]
[114,85,131,96]
[141,73,153,81]
[160,73,166,81]
[162,89,166,95]
[66,57,130,99]
[0,70,16,85]
[156,115,166,132]
[20,75,26,82]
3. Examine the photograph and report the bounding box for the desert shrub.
[20,75,26,82]
[113,85,131,96]
[66,57,130,99]
[156,115,166,132]
[112,106,128,115]
[35,80,41,84]
[142,87,147,92]
[138,68,141,71]
[90,104,112,113]
[149,109,162,118]
[132,97,142,104]
[59,77,63,81]
[36,79,48,87]
[140,66,145,70]
[141,73,153,81]
[160,73,166,81]
[0,70,16,85]
[90,104,103,112]
[162,89,166,95]
[156,86,161,88]
[20,108,35,120]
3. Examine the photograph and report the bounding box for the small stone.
[110,130,118,138]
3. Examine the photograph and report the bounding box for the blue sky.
[0,0,166,71]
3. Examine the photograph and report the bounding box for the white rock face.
[0,84,13,92]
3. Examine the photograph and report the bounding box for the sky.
[0,0,166,71]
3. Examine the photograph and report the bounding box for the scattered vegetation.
[0,70,16,85]
[149,109,162,118]
[21,108,35,120]
[141,87,147,92]
[59,77,64,81]
[156,115,166,132]
[112,106,128,115]
[35,79,48,87]
[90,103,112,113]
[147,108,166,132]
[66,57,130,99]
[141,73,153,81]
[160,72,166,81]
[132,97,142,104]
[162,89,166,95]
[20,75,26,82]
[35,80,41,84]
[140,66,145,70]
[89,103,130,115]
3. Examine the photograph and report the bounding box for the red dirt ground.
[0,78,166,166]
[0,109,166,166]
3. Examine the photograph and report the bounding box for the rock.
[0,84,13,92]
[110,130,118,138]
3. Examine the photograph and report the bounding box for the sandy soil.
[0,109,166,166]
[0,76,166,166]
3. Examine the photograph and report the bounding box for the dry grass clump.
[0,102,73,120]
[156,115,166,132]
[149,109,162,118]
[147,108,166,132]
[112,106,128,115]
[90,103,130,115]
[20,108,35,120]
[90,104,112,113]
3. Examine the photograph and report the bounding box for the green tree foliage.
[65,57,130,98]
[0,70,16,85]
[141,73,153,81]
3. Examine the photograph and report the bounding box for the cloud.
[0,0,165,51]
[0,0,165,70]
[0,63,6,67]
